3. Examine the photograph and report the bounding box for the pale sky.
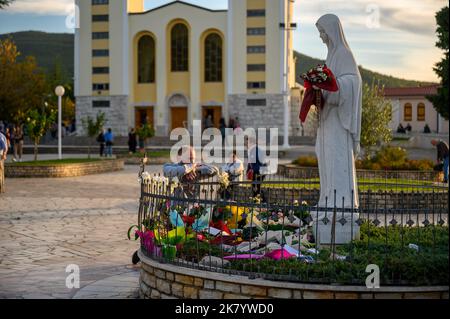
[0,0,447,82]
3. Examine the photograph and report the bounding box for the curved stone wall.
[138,251,449,300]
[5,159,124,178]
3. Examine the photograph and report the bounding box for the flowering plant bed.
[129,180,448,286]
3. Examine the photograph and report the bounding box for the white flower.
[139,172,152,184]
[139,172,171,187]
[218,172,230,188]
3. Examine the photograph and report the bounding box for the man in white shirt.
[221,151,244,200]
[222,150,244,182]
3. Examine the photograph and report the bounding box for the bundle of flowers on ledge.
[128,197,317,263]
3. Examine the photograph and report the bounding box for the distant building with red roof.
[383,85,448,134]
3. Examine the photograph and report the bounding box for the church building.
[75,0,298,137]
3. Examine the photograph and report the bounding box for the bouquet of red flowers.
[299,64,339,123]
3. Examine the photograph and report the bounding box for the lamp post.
[280,0,296,149]
[55,86,65,160]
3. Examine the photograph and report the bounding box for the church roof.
[383,85,440,97]
[130,0,227,15]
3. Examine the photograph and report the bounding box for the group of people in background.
[202,115,244,143]
[397,123,413,134]
[0,121,24,162]
[397,123,433,134]
[50,119,76,139]
[0,121,23,193]
[96,128,115,157]
[0,129,8,193]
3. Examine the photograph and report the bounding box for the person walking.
[6,126,14,158]
[228,117,236,130]
[205,114,214,130]
[4,127,11,153]
[0,131,8,193]
[247,137,267,201]
[104,128,114,157]
[219,118,227,144]
[128,128,137,154]
[431,139,449,183]
[97,129,106,157]
[13,124,24,162]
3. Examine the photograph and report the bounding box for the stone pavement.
[0,165,162,299]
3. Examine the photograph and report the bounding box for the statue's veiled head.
[316,14,350,53]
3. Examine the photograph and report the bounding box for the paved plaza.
[0,143,440,299]
[0,165,163,299]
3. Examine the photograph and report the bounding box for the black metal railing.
[136,159,448,286]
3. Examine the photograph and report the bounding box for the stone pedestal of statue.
[313,212,360,245]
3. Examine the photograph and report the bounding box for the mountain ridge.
[0,31,433,88]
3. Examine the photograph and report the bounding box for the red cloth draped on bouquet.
[299,64,339,123]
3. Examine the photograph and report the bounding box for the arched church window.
[404,103,412,122]
[171,24,189,72]
[138,35,155,83]
[417,103,426,121]
[205,33,223,82]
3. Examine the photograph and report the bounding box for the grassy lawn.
[123,151,171,158]
[9,158,105,166]
[257,177,441,192]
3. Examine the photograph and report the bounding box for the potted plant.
[136,123,155,153]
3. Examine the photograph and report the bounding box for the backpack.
[96,133,105,143]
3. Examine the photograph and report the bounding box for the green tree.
[360,83,393,159]
[81,112,106,159]
[427,6,449,120]
[0,38,47,123]
[26,108,57,161]
[0,0,14,9]
[136,123,155,152]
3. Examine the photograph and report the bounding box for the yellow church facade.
[75,0,297,137]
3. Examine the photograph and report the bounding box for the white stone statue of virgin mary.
[314,14,362,244]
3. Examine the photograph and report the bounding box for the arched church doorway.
[135,107,154,129]
[169,94,189,130]
[202,106,222,129]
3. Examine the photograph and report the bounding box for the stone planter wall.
[5,159,124,178]
[138,251,448,300]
